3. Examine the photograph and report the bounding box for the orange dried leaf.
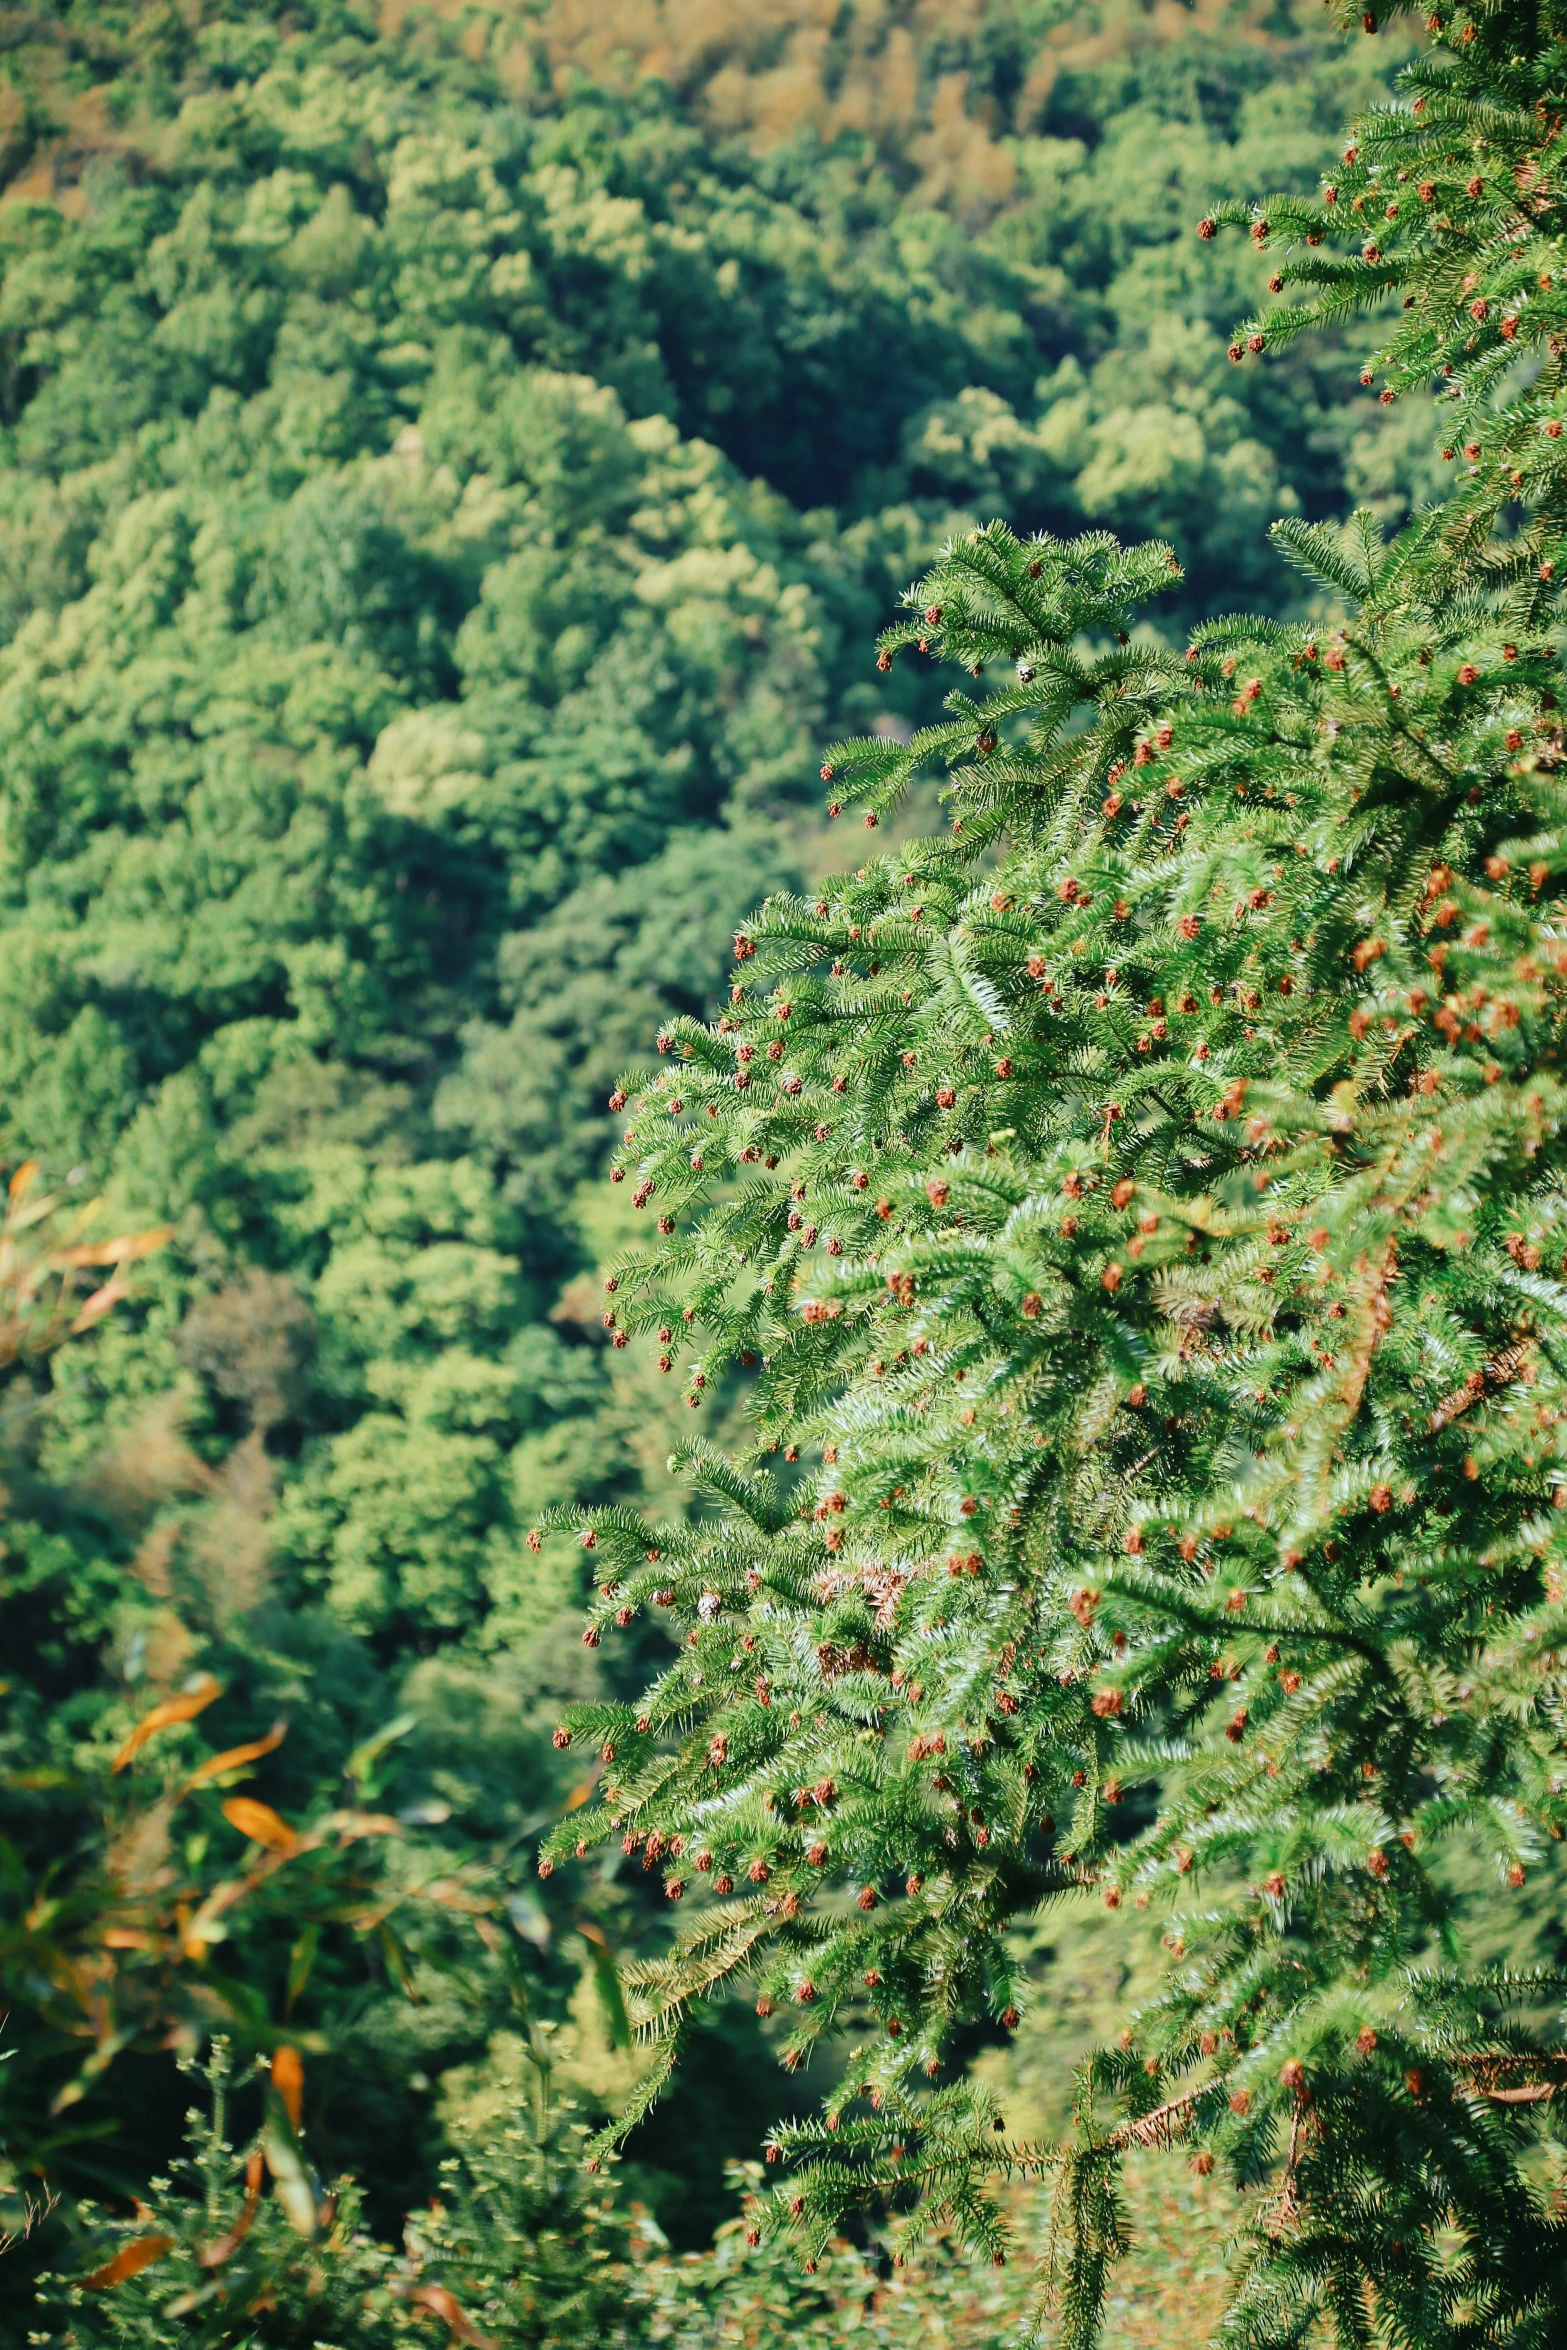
[54,1225,172,1268]
[84,2235,173,2290]
[8,1158,38,1201]
[331,1810,400,1841]
[409,2281,498,2347]
[271,2045,304,2130]
[71,1275,129,1331]
[183,1720,288,1790]
[221,1797,300,1853]
[113,1676,223,1772]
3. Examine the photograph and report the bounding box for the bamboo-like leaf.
[82,2234,173,2290]
[113,1675,223,1772]
[220,1796,299,1853]
[182,1720,287,1791]
[270,2043,304,2129]
[260,2082,321,2238]
[286,1923,319,2012]
[407,2282,498,2348]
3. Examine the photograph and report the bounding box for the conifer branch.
[546,8,1567,2330]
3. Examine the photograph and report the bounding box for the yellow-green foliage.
[0,0,1469,2334]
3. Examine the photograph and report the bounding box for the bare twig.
[0,2184,60,2258]
[1427,1340,1529,1433]
[1106,2085,1203,2151]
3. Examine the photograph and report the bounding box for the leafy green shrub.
[34,2038,644,2350]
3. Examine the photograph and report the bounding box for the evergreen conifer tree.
[538,3,1567,2335]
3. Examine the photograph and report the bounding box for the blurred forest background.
[0,1,1455,2338]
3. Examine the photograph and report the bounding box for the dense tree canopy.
[0,0,1457,2336]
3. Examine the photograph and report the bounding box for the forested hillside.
[0,0,1424,2319]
